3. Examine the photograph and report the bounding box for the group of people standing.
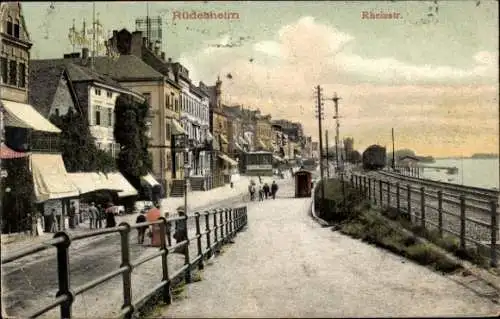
[248,180,279,201]
[87,202,117,229]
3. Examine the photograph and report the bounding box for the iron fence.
[1,206,248,318]
[350,174,498,267]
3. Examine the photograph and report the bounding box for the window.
[14,19,20,38]
[0,58,7,84]
[165,122,171,139]
[8,60,16,86]
[54,108,60,116]
[106,91,112,98]
[175,98,179,112]
[18,63,25,88]
[107,108,113,127]
[94,88,101,95]
[143,92,151,105]
[95,105,102,125]
[6,17,13,35]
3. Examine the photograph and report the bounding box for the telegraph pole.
[325,130,330,177]
[332,93,341,174]
[391,128,395,169]
[315,85,325,201]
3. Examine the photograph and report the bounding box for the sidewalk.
[1,175,254,257]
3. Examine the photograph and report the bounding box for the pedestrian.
[68,202,76,229]
[135,211,147,244]
[43,209,53,233]
[105,203,116,228]
[263,183,270,199]
[248,182,255,201]
[271,180,279,199]
[54,208,62,231]
[97,204,104,229]
[88,202,98,229]
[258,183,264,201]
[174,208,188,254]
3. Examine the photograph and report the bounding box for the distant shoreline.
[434,155,499,160]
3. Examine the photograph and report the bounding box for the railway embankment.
[313,177,500,301]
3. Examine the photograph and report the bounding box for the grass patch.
[337,209,462,274]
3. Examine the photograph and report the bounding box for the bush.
[315,178,364,223]
[406,244,440,265]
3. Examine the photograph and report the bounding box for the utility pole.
[332,93,341,174]
[325,130,330,177]
[91,2,96,70]
[391,128,395,169]
[315,85,325,202]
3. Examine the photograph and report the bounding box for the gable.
[0,2,31,42]
[49,76,77,117]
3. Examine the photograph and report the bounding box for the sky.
[22,0,499,157]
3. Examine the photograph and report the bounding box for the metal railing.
[350,174,498,267]
[1,206,248,318]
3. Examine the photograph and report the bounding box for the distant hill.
[471,153,499,159]
[387,149,435,163]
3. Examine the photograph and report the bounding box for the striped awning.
[0,143,30,159]
[2,99,61,133]
[239,136,248,145]
[234,142,244,152]
[258,139,266,149]
[272,154,284,162]
[171,119,186,135]
[218,154,238,166]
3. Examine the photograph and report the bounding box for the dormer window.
[6,17,13,36]
[14,19,20,38]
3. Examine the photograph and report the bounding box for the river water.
[421,158,499,190]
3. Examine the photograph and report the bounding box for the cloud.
[178,16,498,156]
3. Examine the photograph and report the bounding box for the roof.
[141,49,180,88]
[91,55,164,81]
[29,63,83,117]
[28,63,66,117]
[30,58,147,100]
[190,84,208,99]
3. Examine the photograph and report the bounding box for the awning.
[1,143,30,159]
[171,119,186,135]
[31,153,80,202]
[1,99,61,133]
[106,172,138,197]
[141,173,161,188]
[67,172,125,195]
[273,154,284,162]
[218,154,238,166]
[219,134,229,144]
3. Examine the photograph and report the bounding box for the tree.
[1,157,36,233]
[114,95,152,189]
[50,109,116,172]
[350,150,362,163]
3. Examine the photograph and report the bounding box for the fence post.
[195,213,204,270]
[213,209,218,246]
[158,217,171,304]
[205,211,212,259]
[183,214,192,284]
[53,232,73,319]
[368,178,372,201]
[379,180,383,206]
[373,178,377,204]
[407,184,411,221]
[459,195,466,250]
[219,209,225,244]
[350,174,354,186]
[490,200,498,267]
[118,222,133,318]
[387,182,391,207]
[420,187,426,229]
[226,208,231,239]
[437,191,443,237]
[363,176,367,197]
[396,183,400,212]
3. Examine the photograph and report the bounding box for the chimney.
[161,52,165,60]
[82,47,89,59]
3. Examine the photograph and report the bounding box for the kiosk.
[294,169,312,198]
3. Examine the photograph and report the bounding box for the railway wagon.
[362,145,387,170]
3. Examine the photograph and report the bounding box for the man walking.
[271,181,279,199]
[263,183,270,199]
[88,202,98,229]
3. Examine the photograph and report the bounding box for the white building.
[172,62,211,177]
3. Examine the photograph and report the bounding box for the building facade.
[255,111,273,152]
